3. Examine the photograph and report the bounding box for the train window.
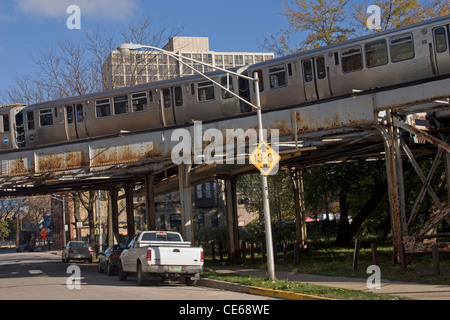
[149,91,154,102]
[221,76,234,99]
[253,70,264,92]
[316,57,326,79]
[434,27,447,53]
[66,106,74,124]
[303,60,313,82]
[39,108,53,127]
[163,89,172,108]
[95,98,111,118]
[390,33,414,62]
[76,104,84,122]
[113,95,128,115]
[174,87,183,107]
[341,46,363,72]
[1,115,9,132]
[197,81,215,102]
[26,111,34,130]
[132,92,148,112]
[269,65,287,89]
[365,39,388,67]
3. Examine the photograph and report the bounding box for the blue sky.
[0,0,289,95]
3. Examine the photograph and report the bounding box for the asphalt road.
[0,250,277,301]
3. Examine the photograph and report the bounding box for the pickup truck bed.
[118,231,204,286]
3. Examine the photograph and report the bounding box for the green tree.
[0,219,10,241]
[352,0,450,32]
[262,0,354,54]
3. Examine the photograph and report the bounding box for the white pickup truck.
[118,231,204,286]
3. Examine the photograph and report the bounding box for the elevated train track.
[1,75,450,266]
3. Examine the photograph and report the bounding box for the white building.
[102,36,274,90]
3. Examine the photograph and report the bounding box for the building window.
[39,108,53,127]
[365,39,388,67]
[269,65,287,88]
[234,55,244,65]
[197,81,215,102]
[132,92,148,112]
[341,46,363,72]
[198,213,205,227]
[96,98,111,118]
[211,211,219,228]
[113,95,129,115]
[390,33,414,62]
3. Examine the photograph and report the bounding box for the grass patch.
[201,268,407,300]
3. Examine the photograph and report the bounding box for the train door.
[302,56,331,101]
[433,26,450,75]
[160,88,177,126]
[65,104,87,141]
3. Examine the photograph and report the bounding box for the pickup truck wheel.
[185,277,198,286]
[137,264,149,286]
[118,262,127,281]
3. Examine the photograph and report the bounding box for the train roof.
[23,66,246,111]
[248,14,450,68]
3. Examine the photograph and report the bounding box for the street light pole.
[117,42,276,280]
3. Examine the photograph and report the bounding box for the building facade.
[102,36,274,90]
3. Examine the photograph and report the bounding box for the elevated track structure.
[1,75,450,267]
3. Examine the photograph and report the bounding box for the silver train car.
[5,14,450,150]
[0,104,26,150]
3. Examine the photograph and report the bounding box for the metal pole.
[254,72,276,281]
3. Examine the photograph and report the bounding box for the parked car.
[62,241,93,263]
[98,244,127,276]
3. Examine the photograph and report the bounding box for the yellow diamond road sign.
[249,141,281,176]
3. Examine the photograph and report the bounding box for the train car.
[18,68,246,148]
[246,14,450,110]
[5,14,450,150]
[0,104,26,150]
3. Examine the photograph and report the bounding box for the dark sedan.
[62,241,93,263]
[98,244,127,276]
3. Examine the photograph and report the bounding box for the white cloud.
[16,0,140,20]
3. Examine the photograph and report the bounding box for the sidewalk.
[206,265,450,300]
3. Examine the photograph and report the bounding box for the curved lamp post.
[117,43,276,280]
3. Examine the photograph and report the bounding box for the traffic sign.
[249,141,281,176]
[40,228,48,237]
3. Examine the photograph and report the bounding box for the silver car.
[62,241,93,263]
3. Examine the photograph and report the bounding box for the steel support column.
[145,174,156,231]
[291,168,307,250]
[224,176,240,260]
[179,164,194,243]
[378,110,407,266]
[125,183,135,242]
[109,188,120,244]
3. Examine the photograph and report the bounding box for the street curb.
[198,278,335,300]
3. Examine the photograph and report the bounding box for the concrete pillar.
[178,164,193,242]
[145,174,156,231]
[224,176,240,259]
[125,183,135,242]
